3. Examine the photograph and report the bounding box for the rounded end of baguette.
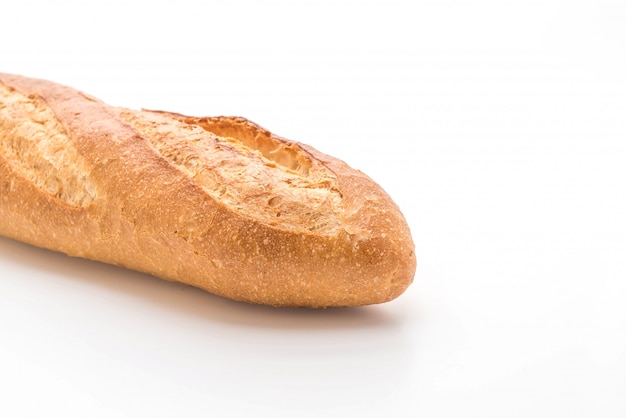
[299,143,417,308]
[205,143,417,308]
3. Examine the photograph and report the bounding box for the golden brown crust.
[0,73,415,307]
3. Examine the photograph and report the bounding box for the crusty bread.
[0,73,415,307]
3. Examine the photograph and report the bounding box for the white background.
[1,1,625,416]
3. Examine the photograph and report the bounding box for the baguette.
[0,73,415,307]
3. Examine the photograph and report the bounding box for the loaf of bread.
[0,73,415,307]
